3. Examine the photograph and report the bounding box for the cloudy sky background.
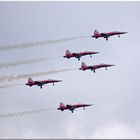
[0,1,140,138]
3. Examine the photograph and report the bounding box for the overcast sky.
[0,1,140,138]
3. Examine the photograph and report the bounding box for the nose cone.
[119,31,128,34]
[79,67,82,70]
[86,104,93,107]
[122,32,128,34]
[108,64,115,67]
[53,80,62,83]
[93,52,100,54]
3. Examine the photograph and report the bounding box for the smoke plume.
[0,68,77,83]
[0,36,89,52]
[0,57,57,69]
[0,83,24,89]
[0,108,56,119]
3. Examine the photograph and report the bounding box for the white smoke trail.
[0,68,77,83]
[0,57,57,69]
[0,108,56,119]
[0,83,24,89]
[0,36,89,52]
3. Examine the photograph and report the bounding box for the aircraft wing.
[66,105,73,108]
[101,33,110,37]
[66,105,75,109]
[89,66,95,69]
[72,53,80,57]
[34,81,44,85]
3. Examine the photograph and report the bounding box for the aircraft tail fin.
[66,50,72,55]
[28,77,34,83]
[60,102,65,108]
[81,62,87,67]
[94,29,99,35]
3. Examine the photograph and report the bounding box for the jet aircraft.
[64,50,99,61]
[92,29,127,40]
[79,62,115,73]
[26,77,62,89]
[57,102,93,113]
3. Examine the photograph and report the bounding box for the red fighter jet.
[57,102,93,113]
[79,62,115,73]
[92,29,127,41]
[64,50,99,61]
[26,77,62,89]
